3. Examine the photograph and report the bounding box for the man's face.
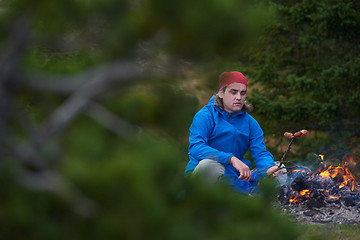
[218,82,247,113]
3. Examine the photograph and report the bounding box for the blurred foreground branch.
[0,60,145,217]
[25,61,140,93]
[86,101,142,138]
[32,61,143,143]
[0,20,146,216]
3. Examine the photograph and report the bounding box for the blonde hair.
[213,91,253,113]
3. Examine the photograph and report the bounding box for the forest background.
[0,0,360,239]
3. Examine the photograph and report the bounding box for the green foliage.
[129,0,276,59]
[297,224,360,240]
[25,49,99,73]
[244,0,360,156]
[1,0,277,62]
[102,81,199,140]
[0,134,300,240]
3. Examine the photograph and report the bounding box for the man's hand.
[266,165,280,176]
[229,156,251,181]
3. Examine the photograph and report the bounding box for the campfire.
[276,131,360,223]
[279,154,359,206]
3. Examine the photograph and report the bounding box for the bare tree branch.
[0,16,153,219]
[32,61,143,144]
[0,16,30,144]
[0,16,29,85]
[85,101,141,138]
[1,60,145,218]
[19,170,98,217]
[24,61,138,93]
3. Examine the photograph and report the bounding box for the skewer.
[272,129,308,175]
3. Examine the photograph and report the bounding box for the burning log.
[288,166,312,191]
[339,188,360,207]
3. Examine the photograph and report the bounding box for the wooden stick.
[279,137,295,165]
[271,137,296,175]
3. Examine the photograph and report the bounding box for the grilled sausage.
[294,131,303,137]
[300,129,308,136]
[284,132,294,139]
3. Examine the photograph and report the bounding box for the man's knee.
[192,159,225,183]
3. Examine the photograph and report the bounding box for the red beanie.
[218,71,247,90]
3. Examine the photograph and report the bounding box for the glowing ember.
[299,189,310,196]
[319,169,331,178]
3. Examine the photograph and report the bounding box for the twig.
[270,138,296,175]
[85,101,141,138]
[280,137,295,165]
[25,61,139,93]
[18,170,98,217]
[32,61,142,144]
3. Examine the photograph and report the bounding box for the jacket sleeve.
[248,116,275,174]
[188,109,233,165]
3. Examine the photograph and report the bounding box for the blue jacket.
[185,97,275,193]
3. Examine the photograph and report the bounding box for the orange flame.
[319,169,331,179]
[315,155,358,191]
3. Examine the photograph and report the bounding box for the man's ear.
[218,90,224,99]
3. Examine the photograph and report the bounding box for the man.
[185,71,278,194]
